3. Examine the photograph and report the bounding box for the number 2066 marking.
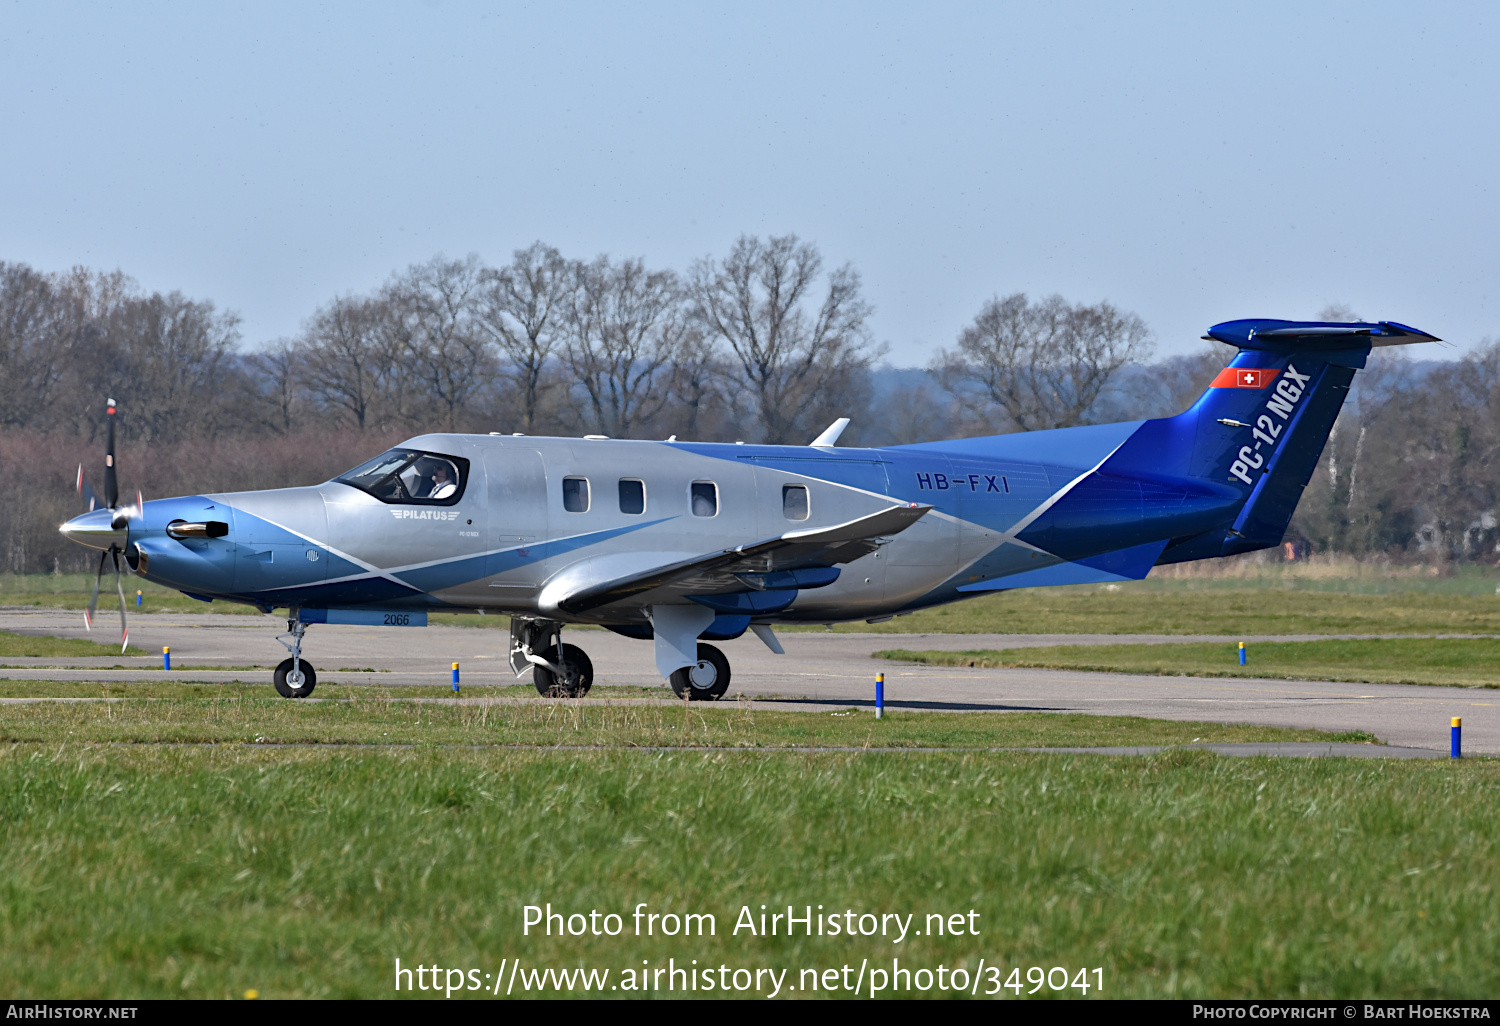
[383,614,412,626]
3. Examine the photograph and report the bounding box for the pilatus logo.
[390,510,461,521]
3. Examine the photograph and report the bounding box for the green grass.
[0,679,647,700]
[0,629,144,658]
[0,743,1494,998]
[878,638,1500,688]
[0,689,1340,748]
[789,586,1500,635]
[0,573,251,614]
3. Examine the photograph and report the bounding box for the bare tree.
[689,234,876,444]
[1126,343,1229,419]
[300,295,388,430]
[562,256,689,437]
[661,328,731,441]
[69,289,240,442]
[384,255,493,432]
[476,242,572,432]
[870,382,964,446]
[246,339,303,433]
[46,267,135,437]
[937,293,1152,432]
[0,263,65,428]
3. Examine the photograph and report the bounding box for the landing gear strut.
[274,613,317,698]
[668,643,730,701]
[534,644,593,698]
[510,619,593,698]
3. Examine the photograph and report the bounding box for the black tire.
[668,643,731,701]
[533,643,593,698]
[273,657,317,698]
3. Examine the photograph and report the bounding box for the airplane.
[58,317,1438,700]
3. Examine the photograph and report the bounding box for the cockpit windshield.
[335,449,470,505]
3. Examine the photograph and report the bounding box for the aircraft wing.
[554,503,931,615]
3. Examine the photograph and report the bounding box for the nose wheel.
[273,614,316,698]
[274,658,317,698]
[668,643,730,701]
[533,643,593,698]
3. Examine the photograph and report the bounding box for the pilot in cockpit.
[425,461,458,499]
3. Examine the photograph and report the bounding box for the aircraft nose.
[59,509,126,551]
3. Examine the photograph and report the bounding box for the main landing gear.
[511,619,594,698]
[668,643,731,701]
[510,616,749,701]
[274,615,316,698]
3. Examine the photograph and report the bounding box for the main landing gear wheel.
[668,643,730,701]
[273,658,317,699]
[533,643,593,698]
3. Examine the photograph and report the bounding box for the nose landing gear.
[273,615,316,698]
[511,619,593,698]
[533,643,593,698]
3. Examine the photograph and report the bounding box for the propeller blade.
[104,398,118,510]
[77,465,102,512]
[112,549,129,652]
[84,549,107,631]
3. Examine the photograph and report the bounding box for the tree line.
[1,241,1496,574]
[0,237,1159,447]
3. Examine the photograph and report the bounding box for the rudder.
[1110,319,1438,562]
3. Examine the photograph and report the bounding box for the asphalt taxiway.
[1,608,1492,755]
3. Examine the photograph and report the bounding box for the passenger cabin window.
[690,481,718,517]
[782,484,809,520]
[562,477,590,512]
[335,449,469,505]
[618,479,645,515]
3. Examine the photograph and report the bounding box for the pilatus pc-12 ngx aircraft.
[59,317,1437,700]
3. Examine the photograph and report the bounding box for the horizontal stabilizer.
[1205,319,1440,351]
[555,503,930,615]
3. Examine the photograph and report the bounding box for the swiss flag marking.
[1211,367,1277,389]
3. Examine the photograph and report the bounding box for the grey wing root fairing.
[546,503,932,618]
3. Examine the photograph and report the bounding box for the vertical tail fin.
[1111,319,1438,561]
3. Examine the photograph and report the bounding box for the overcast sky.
[3,1,1495,365]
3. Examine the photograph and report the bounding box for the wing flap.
[554,503,931,615]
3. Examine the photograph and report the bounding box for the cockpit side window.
[335,449,470,505]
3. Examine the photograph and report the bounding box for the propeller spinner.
[58,399,139,652]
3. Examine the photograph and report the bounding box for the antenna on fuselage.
[809,418,850,447]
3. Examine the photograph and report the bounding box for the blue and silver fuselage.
[65,422,1240,626]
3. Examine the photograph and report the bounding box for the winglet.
[809,418,850,447]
